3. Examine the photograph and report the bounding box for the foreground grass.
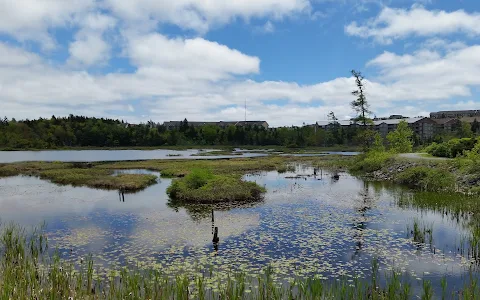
[2,223,479,299]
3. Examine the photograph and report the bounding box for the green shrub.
[396,166,455,191]
[426,138,476,158]
[350,151,393,173]
[183,168,214,189]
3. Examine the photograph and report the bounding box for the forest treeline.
[0,115,364,149]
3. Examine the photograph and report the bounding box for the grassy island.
[167,169,265,203]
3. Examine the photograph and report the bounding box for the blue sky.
[0,0,479,127]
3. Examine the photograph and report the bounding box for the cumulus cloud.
[105,0,310,33]
[0,0,96,49]
[126,33,260,81]
[345,6,480,43]
[67,13,117,66]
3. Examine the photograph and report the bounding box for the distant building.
[373,117,436,140]
[163,121,269,130]
[315,117,435,140]
[432,116,480,133]
[315,120,354,129]
[430,110,480,119]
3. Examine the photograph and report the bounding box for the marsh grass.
[396,191,480,264]
[350,152,394,173]
[406,218,434,247]
[396,166,455,192]
[0,156,352,193]
[39,169,158,191]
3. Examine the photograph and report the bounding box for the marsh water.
[0,149,268,163]
[0,149,360,163]
[1,164,479,295]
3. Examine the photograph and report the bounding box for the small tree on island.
[351,70,375,151]
[387,120,414,153]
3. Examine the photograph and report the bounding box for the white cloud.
[0,43,41,66]
[0,0,95,49]
[68,13,117,67]
[346,6,480,43]
[68,33,111,66]
[439,101,480,111]
[126,33,260,81]
[105,0,310,33]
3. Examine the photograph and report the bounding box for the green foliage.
[167,170,266,203]
[183,168,214,189]
[426,138,476,158]
[396,166,455,191]
[458,121,473,138]
[387,121,414,153]
[465,138,480,162]
[371,132,385,153]
[350,151,393,173]
[0,115,364,149]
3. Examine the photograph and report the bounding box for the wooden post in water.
[213,227,219,252]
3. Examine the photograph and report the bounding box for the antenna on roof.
[245,98,247,122]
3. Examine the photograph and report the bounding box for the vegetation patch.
[350,151,394,173]
[167,169,265,203]
[395,166,455,192]
[425,138,476,158]
[39,169,158,191]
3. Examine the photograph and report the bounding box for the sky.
[0,0,479,127]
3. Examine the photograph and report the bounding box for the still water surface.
[0,165,477,294]
[0,149,268,163]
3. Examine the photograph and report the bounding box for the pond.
[0,164,478,295]
[0,149,360,163]
[0,149,268,163]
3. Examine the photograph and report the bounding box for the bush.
[426,138,475,158]
[183,168,214,189]
[396,166,455,191]
[350,151,393,173]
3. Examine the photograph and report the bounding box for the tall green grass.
[2,223,480,299]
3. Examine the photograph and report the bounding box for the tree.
[351,70,374,151]
[472,119,480,134]
[351,70,371,126]
[371,132,385,152]
[387,121,414,153]
[327,111,338,126]
[458,121,473,138]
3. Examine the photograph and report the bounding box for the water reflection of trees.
[351,181,376,260]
